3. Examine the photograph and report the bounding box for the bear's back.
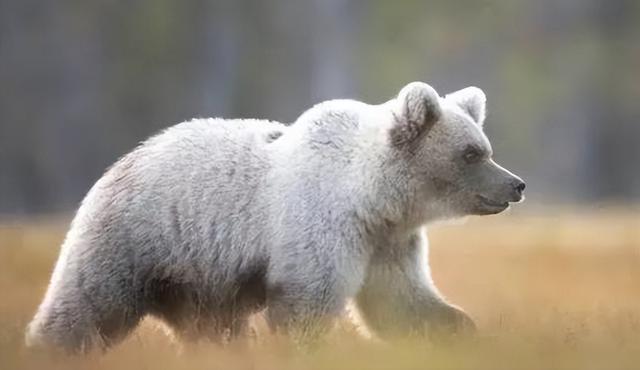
[96,117,284,212]
[72,118,285,279]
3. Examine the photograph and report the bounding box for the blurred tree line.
[1,0,639,214]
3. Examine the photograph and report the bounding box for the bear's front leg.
[265,273,348,348]
[266,248,364,348]
[355,231,475,340]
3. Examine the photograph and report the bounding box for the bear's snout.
[510,178,526,202]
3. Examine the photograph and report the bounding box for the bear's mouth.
[475,195,509,213]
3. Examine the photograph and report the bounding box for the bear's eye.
[463,147,483,164]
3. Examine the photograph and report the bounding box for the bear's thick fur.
[27,82,524,352]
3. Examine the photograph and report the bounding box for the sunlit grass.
[1,208,639,369]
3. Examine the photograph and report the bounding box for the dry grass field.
[1,208,639,370]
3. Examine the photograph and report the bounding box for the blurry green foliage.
[0,0,639,214]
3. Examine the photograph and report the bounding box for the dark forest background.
[1,0,639,215]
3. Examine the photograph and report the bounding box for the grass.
[1,208,639,369]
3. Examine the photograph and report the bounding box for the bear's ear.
[390,82,442,147]
[445,86,486,126]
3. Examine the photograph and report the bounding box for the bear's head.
[389,82,525,220]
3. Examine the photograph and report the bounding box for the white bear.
[26,82,524,352]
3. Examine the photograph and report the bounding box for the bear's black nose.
[513,180,526,195]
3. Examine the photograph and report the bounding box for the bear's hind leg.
[27,269,145,353]
[27,293,144,353]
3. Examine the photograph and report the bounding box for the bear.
[26,82,525,353]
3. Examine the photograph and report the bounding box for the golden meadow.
[1,208,639,370]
